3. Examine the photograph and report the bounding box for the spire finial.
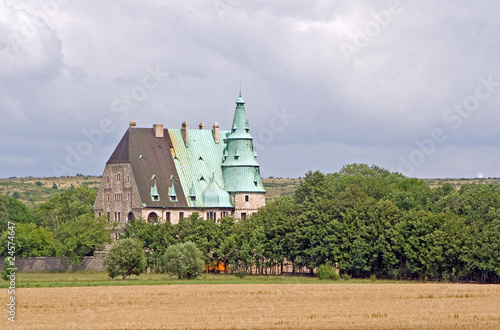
[239,81,242,97]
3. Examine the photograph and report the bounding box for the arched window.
[147,212,158,223]
[128,212,135,221]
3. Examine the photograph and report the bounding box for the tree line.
[0,186,110,265]
[1,164,499,283]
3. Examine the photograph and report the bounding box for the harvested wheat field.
[3,283,500,329]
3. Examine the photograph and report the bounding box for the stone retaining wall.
[0,252,106,272]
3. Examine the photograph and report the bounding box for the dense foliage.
[104,238,146,279]
[125,164,500,283]
[0,187,111,265]
[161,242,204,279]
[2,164,500,283]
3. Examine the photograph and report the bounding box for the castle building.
[93,95,266,239]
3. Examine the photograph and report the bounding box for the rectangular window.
[245,195,249,202]
[107,212,110,222]
[179,212,184,220]
[241,212,247,220]
[118,212,120,221]
[166,212,171,223]
[107,194,110,202]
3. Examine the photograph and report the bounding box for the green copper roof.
[168,128,233,208]
[227,96,253,140]
[202,175,233,208]
[222,95,265,193]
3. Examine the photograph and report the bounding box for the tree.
[0,223,56,258]
[34,186,97,229]
[104,238,146,279]
[55,214,112,265]
[0,194,33,231]
[176,213,222,266]
[162,242,204,279]
[122,218,177,271]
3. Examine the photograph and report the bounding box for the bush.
[342,273,352,281]
[318,262,340,280]
[370,274,377,282]
[35,182,42,187]
[162,242,204,279]
[235,270,247,278]
[104,238,146,279]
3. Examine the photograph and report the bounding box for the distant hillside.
[0,175,301,206]
[2,175,500,207]
[0,175,101,207]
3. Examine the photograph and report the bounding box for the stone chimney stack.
[199,122,205,130]
[153,124,164,138]
[182,121,189,147]
[213,122,220,143]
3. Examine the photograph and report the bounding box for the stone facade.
[94,163,143,239]
[233,193,266,219]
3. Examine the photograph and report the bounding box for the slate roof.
[107,127,188,208]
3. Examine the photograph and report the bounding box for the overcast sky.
[1,0,500,179]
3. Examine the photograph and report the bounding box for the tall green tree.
[0,195,33,231]
[34,186,97,229]
[55,214,111,265]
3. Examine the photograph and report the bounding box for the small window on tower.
[245,195,249,202]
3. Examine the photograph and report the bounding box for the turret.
[222,94,265,194]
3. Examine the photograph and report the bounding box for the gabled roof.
[107,127,188,208]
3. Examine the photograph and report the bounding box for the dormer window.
[151,180,159,201]
[169,183,177,202]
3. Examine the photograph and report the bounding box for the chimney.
[182,121,189,147]
[199,122,205,130]
[129,121,137,127]
[153,124,164,138]
[213,122,220,143]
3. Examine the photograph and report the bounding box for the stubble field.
[3,283,500,329]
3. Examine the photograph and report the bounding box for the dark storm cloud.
[1,0,499,179]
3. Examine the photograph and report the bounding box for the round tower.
[222,94,266,219]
